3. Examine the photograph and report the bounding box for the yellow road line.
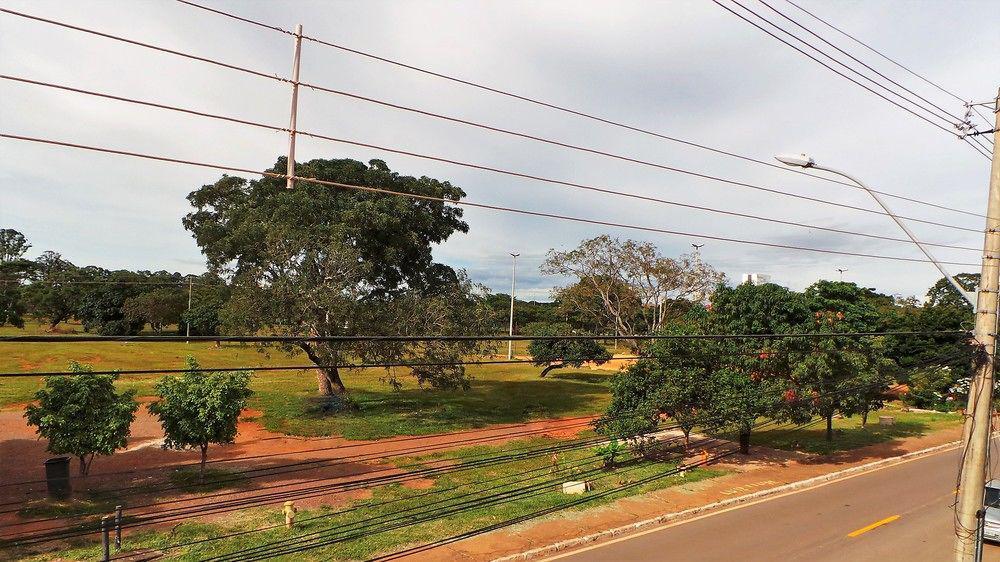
[847,515,900,537]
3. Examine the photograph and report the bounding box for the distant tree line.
[0,229,229,336]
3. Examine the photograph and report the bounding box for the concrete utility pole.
[955,89,1000,562]
[507,252,519,360]
[285,24,303,189]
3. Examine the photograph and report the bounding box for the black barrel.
[43,456,71,499]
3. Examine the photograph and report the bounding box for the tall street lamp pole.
[507,252,519,360]
[777,134,1000,562]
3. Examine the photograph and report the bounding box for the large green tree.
[184,156,493,398]
[24,363,139,475]
[706,282,810,454]
[123,286,186,333]
[0,228,32,328]
[179,274,231,336]
[23,251,83,329]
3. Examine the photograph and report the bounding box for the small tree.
[526,322,611,377]
[148,358,253,476]
[24,363,139,476]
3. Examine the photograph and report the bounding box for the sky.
[1,0,998,302]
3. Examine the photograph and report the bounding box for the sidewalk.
[400,421,963,562]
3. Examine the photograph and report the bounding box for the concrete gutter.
[492,439,961,562]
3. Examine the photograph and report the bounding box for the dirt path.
[0,400,598,544]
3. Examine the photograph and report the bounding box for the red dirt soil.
[0,401,597,545]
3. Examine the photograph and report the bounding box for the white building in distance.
[741,273,771,286]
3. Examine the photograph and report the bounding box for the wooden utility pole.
[955,89,1000,561]
[285,24,303,189]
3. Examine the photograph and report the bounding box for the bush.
[593,439,625,469]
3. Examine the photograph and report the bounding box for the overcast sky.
[1,0,998,301]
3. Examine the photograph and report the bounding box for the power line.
[713,0,991,161]
[5,415,696,543]
[781,0,968,105]
[719,0,968,134]
[2,75,985,253]
[172,0,987,220]
[0,278,209,287]
[0,134,988,267]
[0,10,987,227]
[0,329,969,344]
[754,0,964,124]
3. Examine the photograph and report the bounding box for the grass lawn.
[6,436,726,562]
[751,404,962,455]
[0,321,616,440]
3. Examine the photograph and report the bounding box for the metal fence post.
[114,505,122,550]
[101,515,110,561]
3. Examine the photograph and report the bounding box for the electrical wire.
[3,372,934,548]
[0,10,988,227]
[5,415,696,544]
[713,0,990,161]
[2,75,984,253]
[0,329,970,343]
[172,0,988,220]
[754,0,964,124]
[781,0,969,106]
[0,134,989,267]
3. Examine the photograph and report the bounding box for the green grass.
[751,405,962,455]
[167,467,251,493]
[17,497,118,519]
[1,321,618,440]
[6,436,726,562]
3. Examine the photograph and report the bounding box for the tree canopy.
[184,156,494,398]
[543,235,723,343]
[148,358,253,474]
[525,322,611,377]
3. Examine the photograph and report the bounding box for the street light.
[836,268,848,281]
[775,153,977,308]
[507,252,519,360]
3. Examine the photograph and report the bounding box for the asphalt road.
[547,444,1000,562]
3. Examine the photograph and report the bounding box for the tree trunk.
[299,342,347,396]
[77,455,88,476]
[682,428,691,452]
[539,363,565,378]
[200,444,208,481]
[738,429,751,455]
[861,409,869,428]
[826,413,834,441]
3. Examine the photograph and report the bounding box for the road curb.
[491,439,961,562]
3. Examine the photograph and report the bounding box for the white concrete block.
[562,481,590,494]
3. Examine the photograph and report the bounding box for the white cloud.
[1,0,996,300]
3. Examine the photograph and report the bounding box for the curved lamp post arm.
[775,154,977,308]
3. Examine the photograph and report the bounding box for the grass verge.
[5,436,726,561]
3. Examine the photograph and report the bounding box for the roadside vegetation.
[6,435,726,562]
